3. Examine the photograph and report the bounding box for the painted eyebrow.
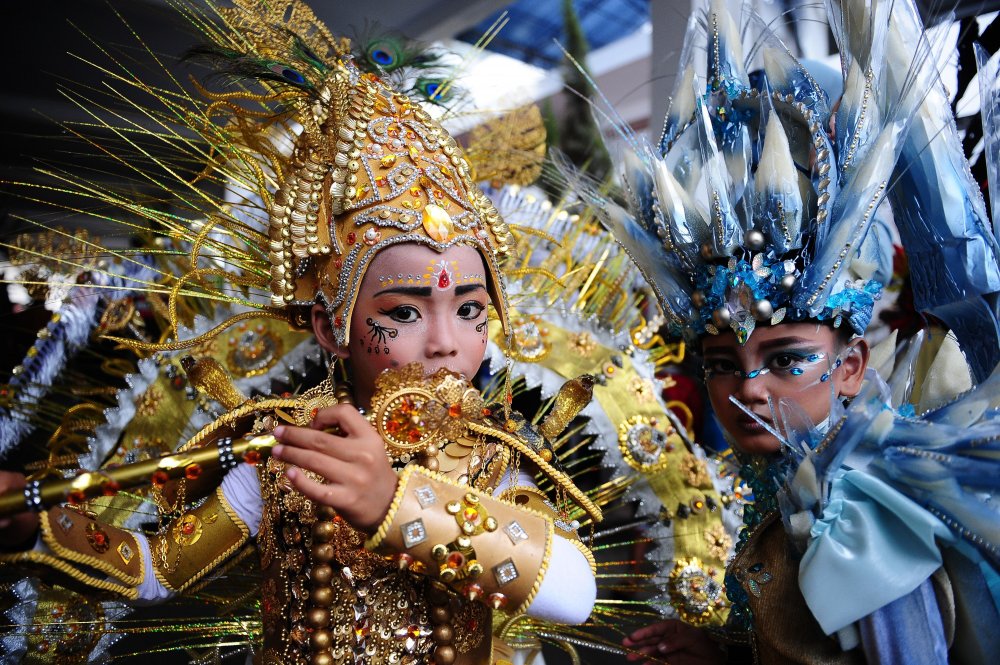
[373,286,433,297]
[702,336,820,357]
[455,283,486,296]
[756,336,821,352]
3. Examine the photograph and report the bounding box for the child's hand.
[0,471,40,551]
[623,619,724,665]
[270,405,398,532]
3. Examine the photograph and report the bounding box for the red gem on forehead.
[437,268,450,290]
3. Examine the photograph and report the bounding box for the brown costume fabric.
[728,513,864,665]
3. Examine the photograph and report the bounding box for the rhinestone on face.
[400,518,427,548]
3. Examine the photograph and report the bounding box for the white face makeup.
[338,243,491,407]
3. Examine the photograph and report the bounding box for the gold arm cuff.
[0,549,139,599]
[149,485,249,592]
[507,485,595,573]
[366,465,555,613]
[32,506,143,590]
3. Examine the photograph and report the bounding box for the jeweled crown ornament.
[573,0,933,344]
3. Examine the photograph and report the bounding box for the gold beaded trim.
[565,535,598,574]
[176,397,302,453]
[0,549,140,600]
[514,520,553,615]
[365,464,418,549]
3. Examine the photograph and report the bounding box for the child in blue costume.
[569,0,1000,662]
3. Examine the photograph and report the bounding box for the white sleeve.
[492,470,597,624]
[221,462,263,537]
[525,534,597,623]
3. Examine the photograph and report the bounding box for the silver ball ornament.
[691,290,706,308]
[700,242,714,260]
[744,229,766,252]
[780,274,796,292]
[753,299,774,321]
[711,307,731,328]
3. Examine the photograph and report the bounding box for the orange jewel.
[448,403,462,418]
[184,463,202,480]
[243,449,262,465]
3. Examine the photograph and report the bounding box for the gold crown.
[267,64,513,345]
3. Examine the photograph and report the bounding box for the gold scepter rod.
[0,434,277,518]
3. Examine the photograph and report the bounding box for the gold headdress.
[268,64,513,344]
[202,1,514,346]
[5,0,517,353]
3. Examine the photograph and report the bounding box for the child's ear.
[838,337,870,398]
[311,304,349,359]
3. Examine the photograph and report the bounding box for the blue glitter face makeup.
[704,350,842,382]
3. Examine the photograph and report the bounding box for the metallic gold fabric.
[368,465,554,614]
[0,506,142,599]
[257,456,500,664]
[729,513,865,664]
[149,487,250,593]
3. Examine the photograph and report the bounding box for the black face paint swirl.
[366,317,398,355]
[475,319,488,334]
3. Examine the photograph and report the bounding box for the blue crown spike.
[756,35,830,119]
[796,126,901,316]
[584,0,1000,355]
[658,11,706,156]
[651,153,709,271]
[975,44,1000,241]
[753,111,804,254]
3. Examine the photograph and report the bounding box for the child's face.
[701,321,868,455]
[313,243,491,407]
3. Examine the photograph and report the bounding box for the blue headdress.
[572,0,1000,380]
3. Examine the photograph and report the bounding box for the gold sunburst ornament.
[368,363,487,462]
[617,414,676,471]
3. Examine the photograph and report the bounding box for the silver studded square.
[414,485,437,509]
[401,518,427,548]
[493,558,519,587]
[57,512,74,533]
[503,520,529,545]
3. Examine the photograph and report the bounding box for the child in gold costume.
[0,2,600,663]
